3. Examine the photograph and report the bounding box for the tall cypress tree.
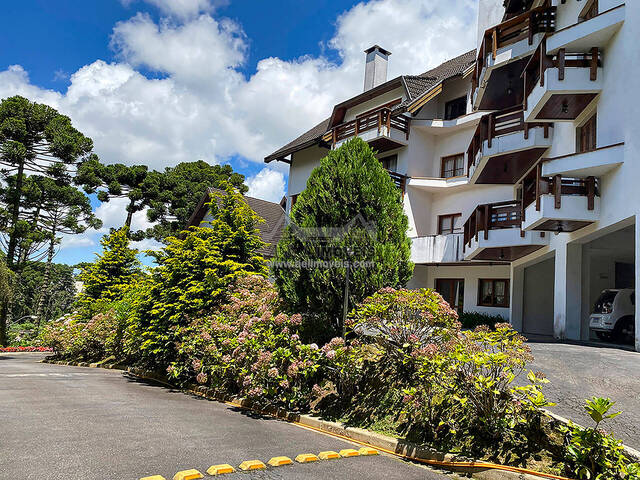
[272,137,413,340]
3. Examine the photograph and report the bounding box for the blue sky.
[0,0,477,266]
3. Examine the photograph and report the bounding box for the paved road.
[0,354,449,480]
[528,342,640,449]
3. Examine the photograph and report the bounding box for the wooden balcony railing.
[387,170,407,193]
[466,107,550,171]
[523,39,602,109]
[521,163,598,216]
[463,200,524,250]
[324,107,410,147]
[472,3,556,92]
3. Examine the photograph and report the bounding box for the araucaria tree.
[145,161,247,242]
[76,159,160,238]
[32,176,102,327]
[272,137,413,339]
[0,95,96,345]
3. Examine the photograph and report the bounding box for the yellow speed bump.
[206,464,235,475]
[339,449,360,458]
[295,453,319,463]
[239,460,266,471]
[140,476,166,480]
[268,456,293,467]
[318,451,340,460]
[173,470,203,480]
[358,447,379,456]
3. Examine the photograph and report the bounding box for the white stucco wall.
[477,0,504,48]
[288,144,329,197]
[409,264,512,320]
[510,2,640,348]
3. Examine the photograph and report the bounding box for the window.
[579,0,598,22]
[436,279,464,313]
[441,153,465,178]
[478,279,510,308]
[444,96,467,120]
[438,213,462,234]
[289,194,298,210]
[577,112,597,153]
[380,154,398,172]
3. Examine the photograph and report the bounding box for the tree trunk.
[6,162,27,268]
[0,302,8,346]
[124,198,135,231]
[35,234,57,331]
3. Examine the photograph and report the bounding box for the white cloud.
[59,235,96,250]
[0,0,478,171]
[93,196,154,233]
[121,0,218,19]
[246,168,286,203]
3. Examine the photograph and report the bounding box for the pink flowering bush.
[168,275,340,410]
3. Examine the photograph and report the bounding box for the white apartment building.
[264,0,639,352]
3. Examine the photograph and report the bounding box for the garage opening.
[582,224,635,345]
[523,257,555,337]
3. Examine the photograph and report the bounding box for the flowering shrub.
[168,275,335,410]
[348,287,460,362]
[0,346,52,352]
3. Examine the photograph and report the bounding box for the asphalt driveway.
[0,353,450,480]
[528,341,640,449]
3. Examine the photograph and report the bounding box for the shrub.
[458,311,505,330]
[272,137,413,340]
[169,276,329,410]
[561,397,640,479]
[76,227,141,316]
[128,185,268,366]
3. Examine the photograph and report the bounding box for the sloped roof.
[401,49,476,109]
[186,187,286,258]
[264,118,330,163]
[264,49,477,163]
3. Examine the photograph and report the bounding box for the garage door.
[523,257,555,336]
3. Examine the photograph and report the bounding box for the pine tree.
[272,137,413,340]
[76,227,140,313]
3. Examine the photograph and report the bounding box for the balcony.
[411,234,464,264]
[542,142,624,178]
[467,107,552,185]
[521,165,600,232]
[472,4,556,110]
[523,40,602,122]
[547,3,625,54]
[463,200,548,262]
[387,170,408,194]
[322,107,410,154]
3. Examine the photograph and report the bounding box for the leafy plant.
[458,311,505,330]
[128,184,268,365]
[76,227,141,315]
[561,397,639,479]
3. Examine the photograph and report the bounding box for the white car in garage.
[589,289,635,344]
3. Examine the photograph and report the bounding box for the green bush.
[75,227,141,316]
[128,185,268,366]
[561,397,640,479]
[458,311,505,330]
